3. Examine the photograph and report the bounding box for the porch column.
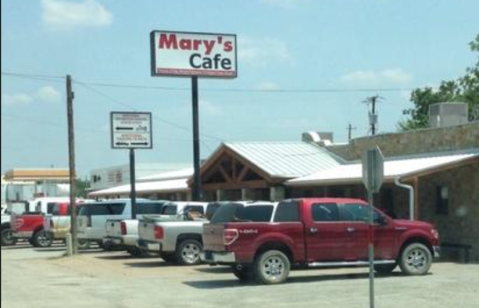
[216,189,226,201]
[242,188,255,201]
[270,186,285,202]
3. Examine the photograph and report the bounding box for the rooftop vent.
[429,102,468,128]
[302,131,333,146]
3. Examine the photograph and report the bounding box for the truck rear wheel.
[1,228,16,246]
[399,243,432,275]
[32,230,53,248]
[254,250,290,285]
[176,239,202,265]
[77,239,91,250]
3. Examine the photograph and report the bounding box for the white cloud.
[41,0,113,30]
[1,86,61,106]
[255,82,280,91]
[341,69,412,86]
[37,86,61,104]
[200,100,223,116]
[261,0,306,8]
[239,37,293,67]
[1,93,33,106]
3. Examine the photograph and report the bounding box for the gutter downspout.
[395,177,414,221]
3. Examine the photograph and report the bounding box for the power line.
[74,79,226,142]
[2,71,418,94]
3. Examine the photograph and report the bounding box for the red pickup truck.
[202,198,440,284]
[11,202,72,248]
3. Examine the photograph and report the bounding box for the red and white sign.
[150,30,237,78]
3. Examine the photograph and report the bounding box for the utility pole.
[364,95,383,136]
[347,123,357,142]
[191,76,202,201]
[66,75,78,255]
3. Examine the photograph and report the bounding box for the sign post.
[150,30,237,200]
[111,112,153,219]
[362,146,384,308]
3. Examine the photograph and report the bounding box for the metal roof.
[286,149,479,186]
[224,142,343,179]
[88,179,189,197]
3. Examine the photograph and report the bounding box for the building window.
[436,186,449,215]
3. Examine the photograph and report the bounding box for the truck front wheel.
[254,250,290,284]
[399,243,432,275]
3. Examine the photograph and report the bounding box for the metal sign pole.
[368,189,375,308]
[130,148,137,219]
[191,76,202,201]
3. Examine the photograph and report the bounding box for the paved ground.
[2,243,479,308]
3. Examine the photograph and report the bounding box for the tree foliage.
[399,34,479,130]
[75,178,90,198]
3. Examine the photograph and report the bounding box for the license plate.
[147,243,160,251]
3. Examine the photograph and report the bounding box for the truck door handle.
[346,227,355,233]
[310,227,318,234]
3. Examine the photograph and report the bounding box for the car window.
[205,203,221,220]
[274,201,300,222]
[78,203,126,216]
[339,203,371,222]
[312,203,339,222]
[184,205,204,215]
[47,202,57,214]
[137,202,164,215]
[162,205,178,215]
[211,203,274,223]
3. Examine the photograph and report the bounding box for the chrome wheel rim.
[406,248,428,272]
[38,232,51,247]
[181,243,200,264]
[261,256,285,281]
[2,230,15,244]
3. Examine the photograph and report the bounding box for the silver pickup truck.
[138,201,274,265]
[106,201,209,257]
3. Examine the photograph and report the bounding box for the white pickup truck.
[137,201,275,265]
[77,199,166,250]
[105,201,208,256]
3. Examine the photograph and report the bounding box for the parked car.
[202,198,440,284]
[77,199,165,250]
[104,200,170,256]
[43,201,93,249]
[1,209,16,246]
[138,201,275,265]
[10,212,52,247]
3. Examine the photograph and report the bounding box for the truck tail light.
[224,229,239,246]
[121,222,127,235]
[154,226,164,239]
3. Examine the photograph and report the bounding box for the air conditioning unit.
[429,102,468,128]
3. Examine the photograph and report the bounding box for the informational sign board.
[111,112,152,149]
[150,30,237,78]
[362,147,384,193]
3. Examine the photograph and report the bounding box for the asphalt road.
[2,243,479,308]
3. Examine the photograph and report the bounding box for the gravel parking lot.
[2,244,479,308]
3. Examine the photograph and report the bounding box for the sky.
[2,0,479,177]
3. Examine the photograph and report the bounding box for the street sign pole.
[191,76,202,201]
[362,146,385,308]
[129,148,137,219]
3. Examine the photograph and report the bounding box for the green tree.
[75,178,90,198]
[399,34,479,130]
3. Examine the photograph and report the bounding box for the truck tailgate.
[105,220,122,238]
[203,223,225,252]
[138,221,156,242]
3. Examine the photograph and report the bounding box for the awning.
[286,151,479,187]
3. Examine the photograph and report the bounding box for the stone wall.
[327,122,479,160]
[418,161,479,262]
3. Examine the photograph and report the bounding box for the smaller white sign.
[111,112,152,149]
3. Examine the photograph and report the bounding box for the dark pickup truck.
[202,198,440,284]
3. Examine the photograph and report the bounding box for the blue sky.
[2,0,478,177]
